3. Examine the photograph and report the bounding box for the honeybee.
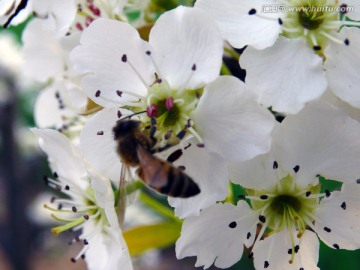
[113,120,200,198]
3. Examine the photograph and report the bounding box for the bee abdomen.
[159,167,200,198]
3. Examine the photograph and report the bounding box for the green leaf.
[123,222,182,256]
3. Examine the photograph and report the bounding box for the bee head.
[113,120,140,139]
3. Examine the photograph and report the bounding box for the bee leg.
[149,117,157,146]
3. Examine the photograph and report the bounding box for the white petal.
[22,19,65,82]
[344,1,360,20]
[325,27,360,108]
[176,202,257,269]
[168,140,229,218]
[314,183,360,250]
[85,226,133,270]
[149,6,223,90]
[253,229,319,270]
[192,76,275,162]
[91,173,118,228]
[32,0,76,34]
[31,128,87,181]
[241,37,327,114]
[70,18,154,108]
[273,101,360,187]
[228,150,284,190]
[195,0,282,49]
[34,82,73,129]
[80,107,128,183]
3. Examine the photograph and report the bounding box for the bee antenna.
[119,110,147,121]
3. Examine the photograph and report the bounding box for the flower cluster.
[3,0,360,269]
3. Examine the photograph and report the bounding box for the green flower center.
[270,194,302,215]
[281,0,341,55]
[137,79,202,147]
[298,8,324,30]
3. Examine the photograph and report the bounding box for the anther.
[278,18,283,25]
[177,129,186,140]
[356,179,360,184]
[341,201,346,210]
[259,215,266,223]
[197,143,205,148]
[324,227,331,233]
[325,189,331,197]
[117,110,122,118]
[229,221,237,228]
[95,90,101,97]
[333,243,339,249]
[81,254,85,259]
[247,232,251,239]
[50,196,56,203]
[84,214,89,220]
[344,39,350,46]
[53,172,59,178]
[313,45,322,51]
[165,97,174,110]
[146,104,158,118]
[238,195,246,199]
[72,206,77,213]
[273,161,278,169]
[191,63,197,71]
[264,261,269,268]
[294,245,299,253]
[83,239,89,245]
[121,54,127,62]
[71,258,76,263]
[340,4,348,14]
[260,195,268,200]
[146,51,151,55]
[65,185,70,190]
[248,252,254,259]
[293,165,300,173]
[164,130,173,140]
[97,131,104,135]
[116,90,123,97]
[306,191,311,197]
[248,8,257,15]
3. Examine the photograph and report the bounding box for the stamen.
[187,126,203,145]
[121,54,151,92]
[318,30,347,45]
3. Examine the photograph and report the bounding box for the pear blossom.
[195,0,360,113]
[70,6,275,217]
[32,128,132,270]
[176,102,360,269]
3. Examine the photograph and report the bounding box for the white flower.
[70,6,275,217]
[32,128,132,270]
[21,18,88,132]
[195,0,360,113]
[176,102,360,269]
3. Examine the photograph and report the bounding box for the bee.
[113,119,200,198]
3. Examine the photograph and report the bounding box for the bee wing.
[136,146,169,189]
[118,163,128,227]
